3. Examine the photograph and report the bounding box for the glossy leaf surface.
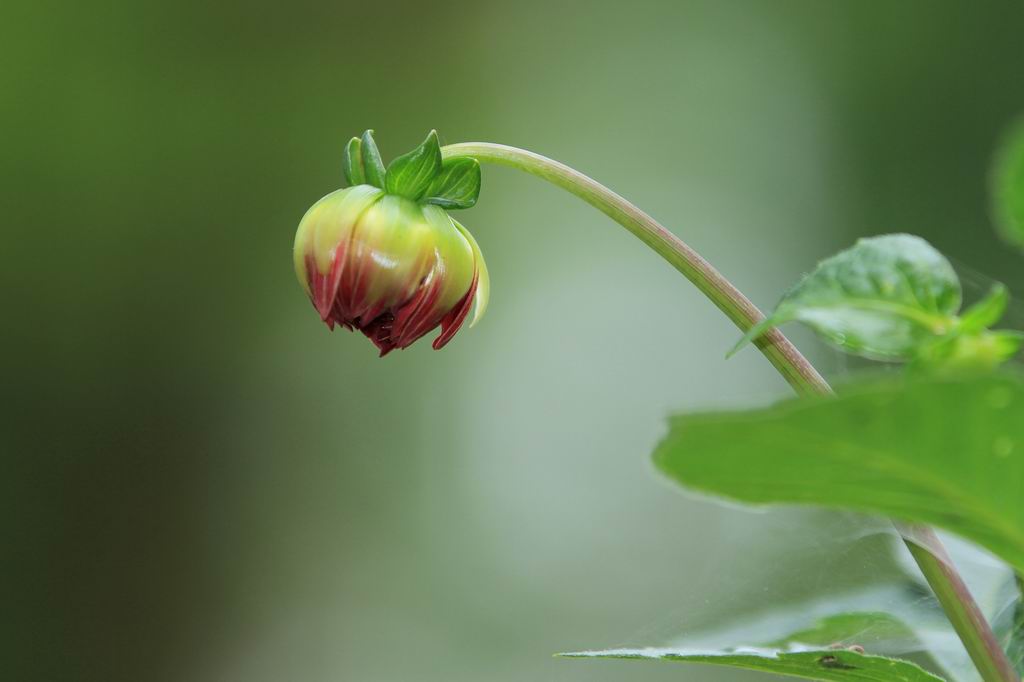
[732,235,961,361]
[423,157,481,209]
[654,372,1024,575]
[386,130,442,200]
[562,646,943,681]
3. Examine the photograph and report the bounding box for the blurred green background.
[5,1,1024,680]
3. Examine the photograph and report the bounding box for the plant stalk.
[442,141,1019,682]
[901,522,1020,682]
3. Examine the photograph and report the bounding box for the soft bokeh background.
[6,1,1024,680]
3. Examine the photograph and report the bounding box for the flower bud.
[294,131,488,355]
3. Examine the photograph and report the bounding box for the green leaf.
[993,575,1024,676]
[761,612,915,649]
[653,371,1024,575]
[360,130,386,189]
[422,157,481,209]
[991,116,1024,248]
[960,284,1009,333]
[909,285,1021,373]
[730,235,961,361]
[342,136,366,186]
[563,609,937,680]
[912,330,1024,374]
[385,130,442,200]
[560,647,943,681]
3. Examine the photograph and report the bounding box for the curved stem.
[445,143,829,397]
[442,141,1019,682]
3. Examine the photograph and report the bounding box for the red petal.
[358,312,397,356]
[432,270,478,350]
[341,228,371,319]
[391,274,445,349]
[306,245,347,322]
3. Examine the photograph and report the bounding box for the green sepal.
[342,136,366,186]
[386,130,443,200]
[422,157,481,209]
[360,130,387,189]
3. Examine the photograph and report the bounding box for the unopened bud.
[294,131,488,356]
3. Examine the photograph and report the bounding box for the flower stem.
[901,522,1020,682]
[443,141,1019,682]
[444,143,828,396]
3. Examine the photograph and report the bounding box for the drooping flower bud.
[294,130,489,356]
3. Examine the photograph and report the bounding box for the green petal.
[293,185,383,293]
[453,219,489,327]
